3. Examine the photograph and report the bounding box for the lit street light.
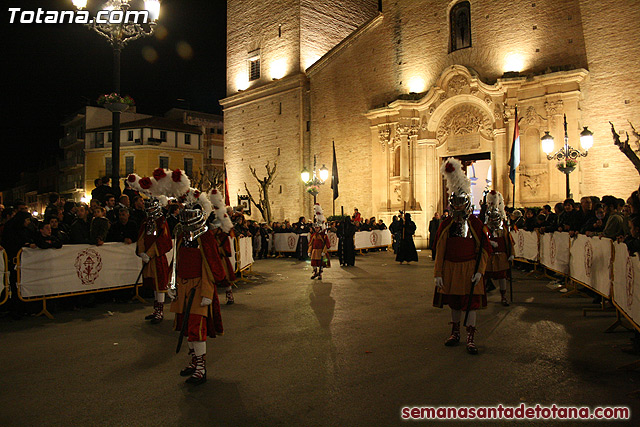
[541,114,593,199]
[301,155,328,204]
[71,0,161,195]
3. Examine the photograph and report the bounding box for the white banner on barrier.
[273,233,299,252]
[569,235,612,297]
[540,232,570,274]
[272,232,340,252]
[19,243,142,298]
[354,230,392,249]
[612,242,640,328]
[238,237,254,270]
[511,230,539,262]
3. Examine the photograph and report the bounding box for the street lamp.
[541,114,592,198]
[71,0,161,195]
[300,155,328,203]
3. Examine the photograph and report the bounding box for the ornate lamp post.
[71,0,161,194]
[541,114,593,198]
[301,155,329,204]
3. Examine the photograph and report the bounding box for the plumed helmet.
[485,189,505,230]
[440,158,472,216]
[313,203,326,229]
[208,188,233,233]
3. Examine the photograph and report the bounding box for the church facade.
[221,0,640,248]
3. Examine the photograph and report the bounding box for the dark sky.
[2,0,226,188]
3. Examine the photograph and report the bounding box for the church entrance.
[441,152,492,215]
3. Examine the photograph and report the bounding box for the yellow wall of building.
[84,147,203,197]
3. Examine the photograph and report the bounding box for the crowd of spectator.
[498,190,640,256]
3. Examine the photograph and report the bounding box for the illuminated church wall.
[224,0,640,231]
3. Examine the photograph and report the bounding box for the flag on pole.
[224,163,230,206]
[331,141,339,200]
[508,107,520,185]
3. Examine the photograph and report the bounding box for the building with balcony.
[60,106,150,201]
[165,108,224,175]
[84,116,204,195]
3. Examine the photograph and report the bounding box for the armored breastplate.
[145,220,157,236]
[449,219,469,238]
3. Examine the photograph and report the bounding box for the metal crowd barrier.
[510,229,640,333]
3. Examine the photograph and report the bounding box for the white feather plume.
[208,188,233,233]
[440,157,471,195]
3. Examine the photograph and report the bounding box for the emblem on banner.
[626,258,634,309]
[370,232,379,246]
[550,235,557,265]
[287,235,296,250]
[74,248,103,286]
[518,232,524,255]
[329,233,337,248]
[584,241,593,277]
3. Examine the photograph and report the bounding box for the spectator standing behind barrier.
[35,222,63,249]
[107,208,138,244]
[62,201,76,229]
[70,204,91,244]
[595,195,626,239]
[622,215,640,256]
[90,207,110,246]
[352,208,362,224]
[48,216,69,245]
[167,204,180,236]
[583,203,606,236]
[130,195,146,229]
[105,194,118,224]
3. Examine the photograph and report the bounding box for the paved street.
[1,251,639,426]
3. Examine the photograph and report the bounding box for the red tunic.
[170,230,224,340]
[210,228,236,285]
[308,232,331,267]
[136,217,172,292]
[433,215,492,310]
[485,228,514,279]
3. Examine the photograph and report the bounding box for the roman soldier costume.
[308,203,331,280]
[128,171,173,324]
[484,190,515,306]
[433,158,492,355]
[208,189,237,305]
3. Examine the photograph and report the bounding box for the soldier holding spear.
[433,158,492,355]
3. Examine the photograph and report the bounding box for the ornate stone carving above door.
[436,104,493,144]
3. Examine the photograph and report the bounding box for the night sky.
[2,0,226,188]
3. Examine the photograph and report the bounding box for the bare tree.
[191,167,225,192]
[244,161,277,223]
[610,121,640,175]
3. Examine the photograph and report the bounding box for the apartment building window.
[125,156,134,175]
[185,134,191,145]
[159,156,169,169]
[450,1,471,52]
[108,131,112,142]
[96,133,104,148]
[248,50,260,81]
[160,131,167,141]
[184,158,193,177]
[128,131,134,141]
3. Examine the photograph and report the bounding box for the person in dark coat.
[389,215,401,254]
[338,216,357,266]
[107,208,138,244]
[292,216,310,260]
[70,204,91,244]
[428,212,441,260]
[396,212,418,264]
